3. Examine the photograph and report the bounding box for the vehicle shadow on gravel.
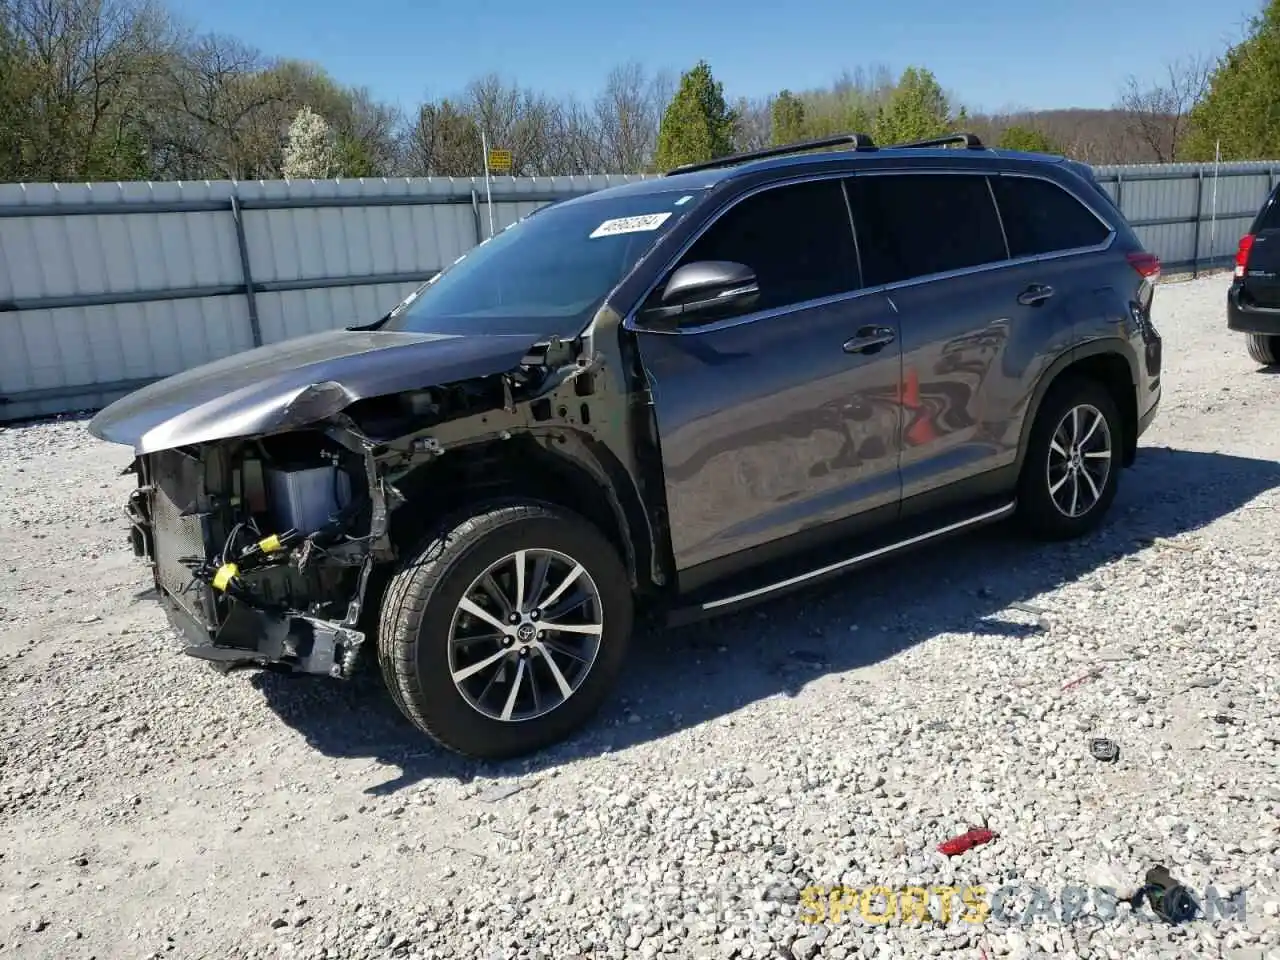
[252,445,1280,793]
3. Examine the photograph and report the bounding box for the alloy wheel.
[1046,403,1113,519]
[447,549,604,722]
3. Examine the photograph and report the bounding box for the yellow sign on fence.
[488,149,512,172]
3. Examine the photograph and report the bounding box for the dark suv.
[1229,179,1280,366]
[89,132,1163,759]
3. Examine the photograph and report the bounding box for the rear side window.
[847,173,1008,286]
[677,179,860,314]
[991,175,1111,257]
[1254,187,1280,233]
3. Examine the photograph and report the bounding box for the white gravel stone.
[2,271,1279,959]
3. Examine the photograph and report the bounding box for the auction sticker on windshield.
[589,212,672,239]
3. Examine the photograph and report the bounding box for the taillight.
[1235,234,1256,278]
[1126,251,1161,280]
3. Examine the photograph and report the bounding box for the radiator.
[147,449,212,618]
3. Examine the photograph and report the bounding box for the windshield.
[381,188,704,337]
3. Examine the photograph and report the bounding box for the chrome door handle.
[1017,283,1055,306]
[843,326,896,355]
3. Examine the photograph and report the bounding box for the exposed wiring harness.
[205,526,302,597]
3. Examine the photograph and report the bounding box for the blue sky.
[170,0,1262,115]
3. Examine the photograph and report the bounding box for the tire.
[1246,333,1280,367]
[377,501,633,759]
[1015,375,1123,541]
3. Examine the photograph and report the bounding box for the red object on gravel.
[937,827,998,857]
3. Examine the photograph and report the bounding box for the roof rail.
[890,132,986,150]
[665,132,878,176]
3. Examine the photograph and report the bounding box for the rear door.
[845,168,1113,506]
[1241,186,1280,307]
[987,168,1121,403]
[845,170,1029,504]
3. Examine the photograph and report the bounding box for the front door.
[632,178,904,580]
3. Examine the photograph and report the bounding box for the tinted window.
[382,189,703,337]
[1255,188,1280,233]
[992,175,1111,257]
[670,179,859,316]
[847,173,1008,286]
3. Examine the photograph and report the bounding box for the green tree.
[654,60,736,170]
[800,101,873,139]
[1183,0,1280,160]
[997,125,1061,154]
[2,0,175,181]
[770,89,805,145]
[0,21,37,178]
[872,66,951,144]
[334,133,378,177]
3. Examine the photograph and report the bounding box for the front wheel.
[377,502,633,759]
[1015,376,1123,541]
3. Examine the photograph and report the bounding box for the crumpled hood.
[88,328,540,454]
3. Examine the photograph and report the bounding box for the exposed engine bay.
[115,332,660,679]
[127,426,386,677]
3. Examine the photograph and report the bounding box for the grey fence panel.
[1093,160,1278,274]
[0,163,1276,422]
[6,295,254,418]
[0,174,654,420]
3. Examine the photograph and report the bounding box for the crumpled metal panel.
[87,328,540,454]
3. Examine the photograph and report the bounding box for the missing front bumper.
[159,589,365,678]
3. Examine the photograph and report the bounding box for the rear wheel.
[1015,376,1123,541]
[1246,333,1280,367]
[377,501,633,759]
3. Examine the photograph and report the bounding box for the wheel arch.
[1016,339,1140,473]
[1246,333,1280,367]
[381,431,660,596]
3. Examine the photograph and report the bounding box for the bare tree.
[401,97,481,177]
[831,64,896,108]
[592,61,669,172]
[464,72,560,176]
[1118,54,1212,162]
[333,85,401,176]
[154,32,280,178]
[732,96,771,151]
[545,95,603,174]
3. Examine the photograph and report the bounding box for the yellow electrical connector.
[257,534,283,553]
[211,563,240,592]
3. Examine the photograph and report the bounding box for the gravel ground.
[2,270,1279,960]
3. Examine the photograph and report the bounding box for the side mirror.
[640,260,759,326]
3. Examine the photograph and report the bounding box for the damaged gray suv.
[90,132,1164,759]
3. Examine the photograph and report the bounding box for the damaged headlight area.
[125,427,392,678]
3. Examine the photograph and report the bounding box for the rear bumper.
[1227,284,1280,335]
[1137,391,1160,439]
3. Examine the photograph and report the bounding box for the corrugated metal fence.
[1092,159,1279,273]
[1,159,1276,422]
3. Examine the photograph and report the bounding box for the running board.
[666,501,1017,626]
